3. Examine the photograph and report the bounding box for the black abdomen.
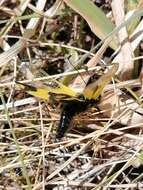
[56,99,90,139]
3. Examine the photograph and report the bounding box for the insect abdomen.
[56,107,73,139]
[56,99,90,139]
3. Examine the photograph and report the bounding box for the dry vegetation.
[0,0,143,190]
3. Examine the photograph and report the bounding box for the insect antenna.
[65,56,89,84]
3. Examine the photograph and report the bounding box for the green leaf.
[63,0,118,50]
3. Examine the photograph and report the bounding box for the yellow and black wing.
[83,64,118,100]
[17,64,118,102]
[16,78,78,102]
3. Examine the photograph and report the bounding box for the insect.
[17,64,118,139]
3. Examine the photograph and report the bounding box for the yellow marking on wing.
[45,80,77,98]
[17,79,77,101]
[17,64,118,102]
[27,88,50,100]
[83,64,118,100]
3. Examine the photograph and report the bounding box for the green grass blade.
[64,0,118,50]
[0,91,32,190]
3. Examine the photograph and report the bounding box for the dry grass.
[0,1,143,190]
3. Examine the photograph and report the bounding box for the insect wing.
[83,64,118,100]
[17,79,77,102]
[43,79,77,99]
